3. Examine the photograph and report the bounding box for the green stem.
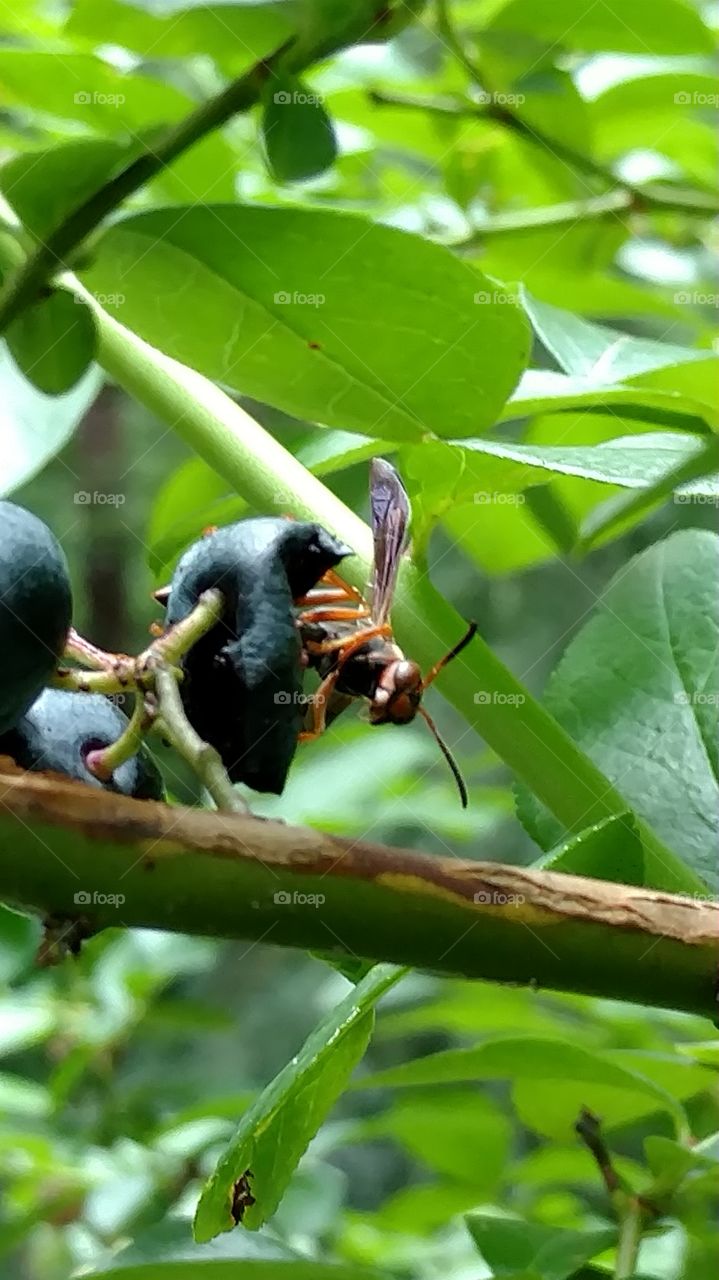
[615,1200,643,1278]
[86,692,148,782]
[1,769,717,1014]
[64,629,131,672]
[371,81,718,217]
[142,588,225,667]
[84,295,701,893]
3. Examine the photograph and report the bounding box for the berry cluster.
[0,500,163,798]
[0,501,350,804]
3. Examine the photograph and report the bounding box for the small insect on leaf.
[230,1169,256,1225]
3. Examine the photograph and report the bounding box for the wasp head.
[369,658,423,725]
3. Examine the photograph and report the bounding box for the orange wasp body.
[297,459,476,805]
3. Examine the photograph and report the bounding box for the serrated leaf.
[532,812,644,886]
[516,529,719,891]
[465,1212,617,1280]
[194,964,404,1241]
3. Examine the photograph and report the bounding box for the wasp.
[296,459,477,806]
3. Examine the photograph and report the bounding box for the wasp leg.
[298,669,340,741]
[319,568,366,601]
[297,605,371,625]
[295,588,359,607]
[305,623,391,658]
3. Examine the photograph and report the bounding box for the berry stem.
[153,665,248,814]
[85,691,150,782]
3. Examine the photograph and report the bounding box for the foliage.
[0,1,717,1279]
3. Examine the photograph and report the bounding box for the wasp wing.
[369,458,410,625]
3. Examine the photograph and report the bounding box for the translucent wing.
[369,458,410,625]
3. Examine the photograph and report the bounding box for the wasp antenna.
[418,705,468,808]
[422,620,478,691]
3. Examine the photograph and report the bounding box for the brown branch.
[0,766,716,1016]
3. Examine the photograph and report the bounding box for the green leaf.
[516,529,719,891]
[147,432,389,577]
[194,964,405,1241]
[147,457,247,578]
[0,342,100,494]
[578,435,719,551]
[355,1036,687,1133]
[262,75,337,181]
[367,1091,511,1190]
[532,813,645,886]
[0,51,239,203]
[521,290,718,418]
[65,0,294,75]
[84,1220,382,1278]
[80,205,531,441]
[0,137,138,242]
[502,368,713,431]
[405,431,719,511]
[465,1212,617,1280]
[486,0,712,56]
[6,288,96,394]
